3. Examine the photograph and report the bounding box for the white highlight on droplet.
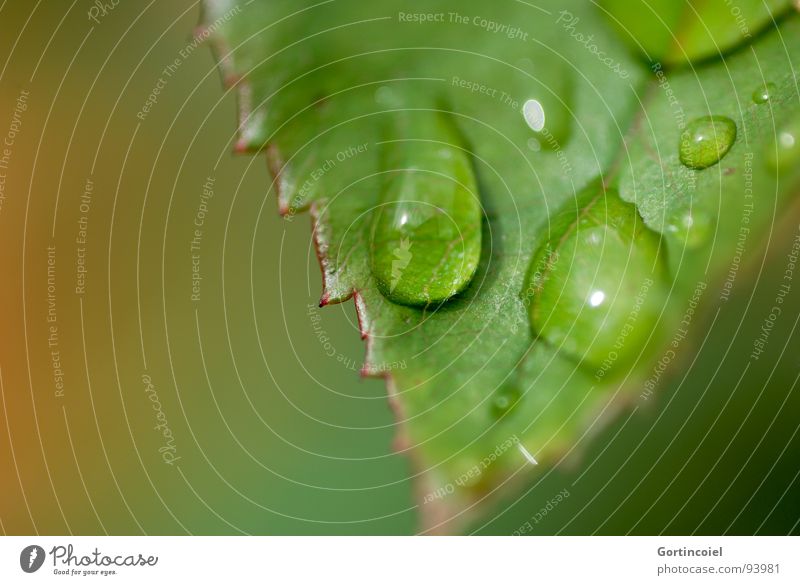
[589,290,605,307]
[522,99,546,132]
[779,131,796,149]
[518,443,539,465]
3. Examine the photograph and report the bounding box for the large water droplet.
[752,82,776,104]
[767,114,800,172]
[522,184,666,371]
[679,116,737,170]
[371,111,482,306]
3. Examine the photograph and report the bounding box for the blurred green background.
[0,1,798,535]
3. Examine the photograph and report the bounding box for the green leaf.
[202,0,800,532]
[599,0,794,66]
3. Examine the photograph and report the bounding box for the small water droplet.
[374,86,399,107]
[519,73,573,150]
[752,82,776,104]
[767,113,800,172]
[522,184,666,371]
[679,116,737,170]
[371,111,482,306]
[490,385,521,419]
[522,99,545,132]
[588,290,606,307]
[666,209,714,249]
[521,96,570,150]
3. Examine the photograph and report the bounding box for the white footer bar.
[1,536,797,584]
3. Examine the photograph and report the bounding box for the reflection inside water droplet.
[767,113,800,172]
[588,290,605,307]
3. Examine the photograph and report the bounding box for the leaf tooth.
[266,144,295,216]
[353,291,370,341]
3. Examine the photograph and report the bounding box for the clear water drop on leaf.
[666,209,715,249]
[522,99,546,132]
[520,75,573,150]
[679,115,737,170]
[374,85,401,108]
[767,113,800,172]
[522,184,666,371]
[370,110,482,307]
[752,82,777,104]
[490,384,522,419]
